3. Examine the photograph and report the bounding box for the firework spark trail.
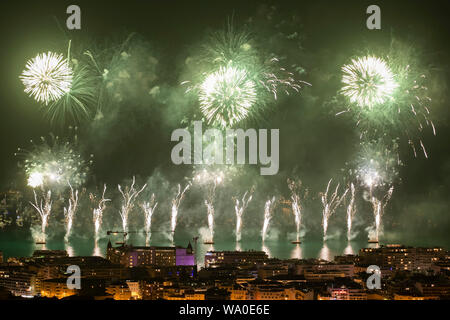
[171,183,191,238]
[30,189,52,243]
[93,241,102,257]
[20,52,73,105]
[346,183,357,241]
[140,194,158,245]
[234,189,254,242]
[63,183,79,241]
[320,179,348,241]
[287,179,307,242]
[370,186,394,242]
[118,176,147,233]
[90,184,110,240]
[262,197,276,242]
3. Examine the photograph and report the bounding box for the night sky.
[0,0,449,244]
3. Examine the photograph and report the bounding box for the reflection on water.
[65,244,74,257]
[344,243,355,255]
[34,242,47,251]
[318,243,332,261]
[290,244,302,259]
[368,242,380,249]
[93,240,103,257]
[262,243,271,258]
[1,232,447,267]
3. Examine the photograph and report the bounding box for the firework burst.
[341,56,398,109]
[20,52,73,105]
[351,137,402,191]
[183,24,309,128]
[17,133,91,191]
[46,61,98,124]
[199,65,257,127]
[339,40,437,158]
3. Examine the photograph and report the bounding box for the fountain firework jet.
[291,244,303,260]
[205,200,215,242]
[262,243,271,258]
[171,183,191,239]
[141,194,158,245]
[195,169,224,243]
[30,189,52,243]
[262,197,276,242]
[233,189,254,242]
[319,179,348,241]
[319,243,332,261]
[287,179,307,242]
[66,244,75,257]
[118,176,147,233]
[344,243,355,255]
[370,186,394,242]
[346,183,357,241]
[93,240,102,257]
[63,183,79,241]
[90,184,110,240]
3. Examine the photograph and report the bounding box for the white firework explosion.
[199,65,257,127]
[341,56,397,108]
[20,52,73,105]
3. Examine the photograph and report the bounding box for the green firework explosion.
[183,24,309,128]
[199,65,257,127]
[16,134,92,191]
[339,40,436,158]
[341,56,398,109]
